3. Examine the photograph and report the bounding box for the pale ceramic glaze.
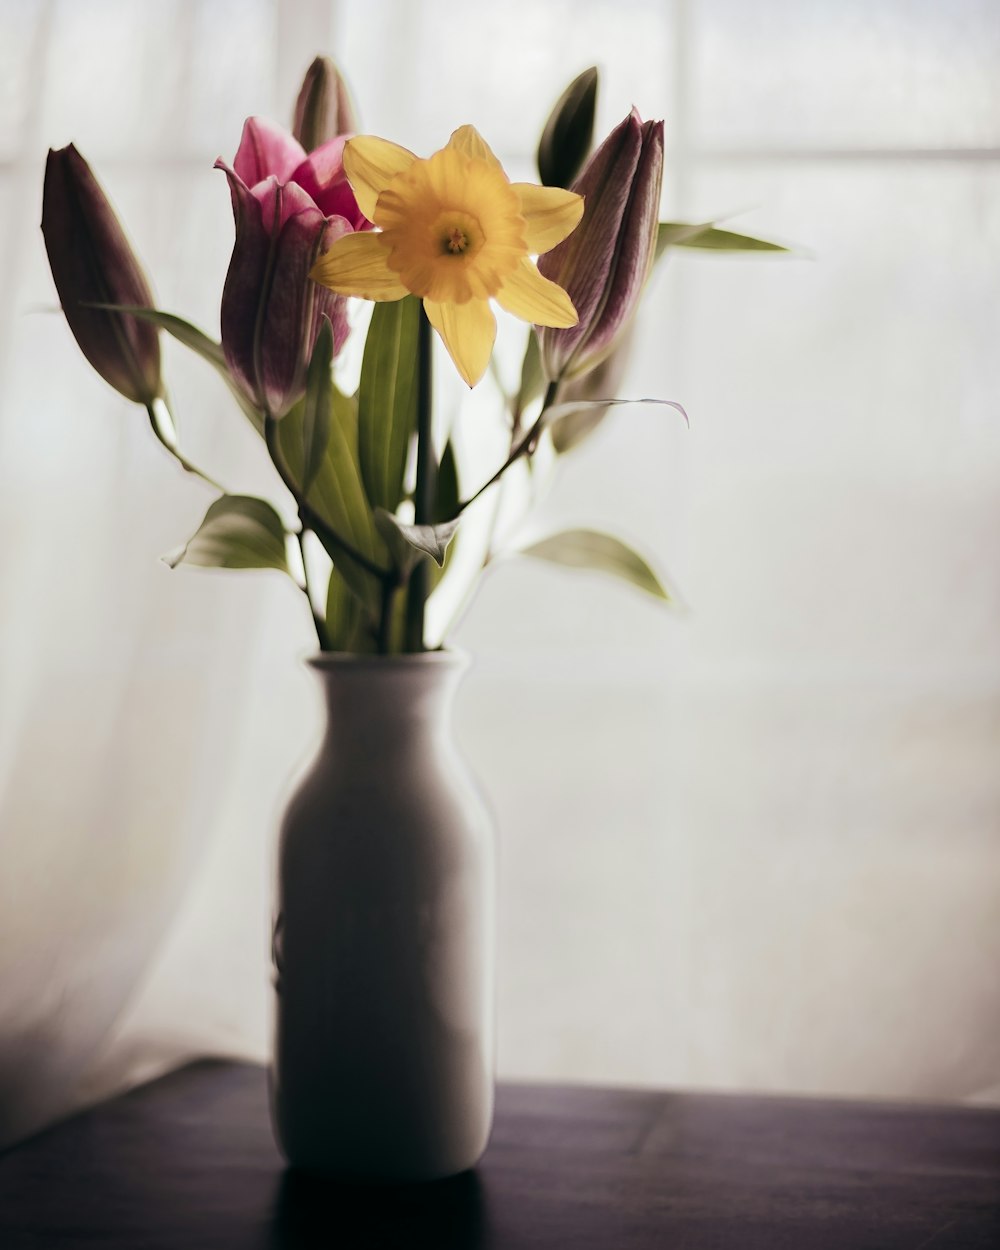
[270,651,495,1180]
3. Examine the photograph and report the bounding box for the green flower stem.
[263,413,389,582]
[296,528,333,652]
[145,397,225,492]
[452,378,560,518]
[377,576,400,655]
[404,307,435,652]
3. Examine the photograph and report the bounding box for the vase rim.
[306,648,469,672]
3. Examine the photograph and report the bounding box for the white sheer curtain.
[1,0,998,1149]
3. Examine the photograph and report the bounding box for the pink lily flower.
[215,117,369,418]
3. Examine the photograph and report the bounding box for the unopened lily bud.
[292,56,358,152]
[41,144,162,405]
[538,110,663,383]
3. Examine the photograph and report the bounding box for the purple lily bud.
[292,56,359,154]
[41,144,161,405]
[216,117,368,418]
[537,110,663,382]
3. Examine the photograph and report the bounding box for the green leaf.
[673,226,789,252]
[517,529,671,602]
[97,304,264,434]
[537,66,598,189]
[549,327,635,454]
[324,563,375,653]
[433,440,460,524]
[538,396,689,435]
[278,386,387,615]
[165,495,289,572]
[300,318,334,495]
[550,404,611,454]
[655,221,789,264]
[358,296,420,513]
[374,509,460,575]
[514,331,546,421]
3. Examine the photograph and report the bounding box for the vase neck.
[308,653,466,759]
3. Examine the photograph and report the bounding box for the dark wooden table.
[1,1060,998,1248]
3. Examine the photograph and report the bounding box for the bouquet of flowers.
[42,59,783,655]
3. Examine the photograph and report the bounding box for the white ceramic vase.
[270,651,495,1181]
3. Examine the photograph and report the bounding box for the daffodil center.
[445,226,468,254]
[431,211,483,263]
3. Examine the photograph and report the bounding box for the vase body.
[270,652,495,1181]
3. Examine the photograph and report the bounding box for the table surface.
[1,1060,998,1249]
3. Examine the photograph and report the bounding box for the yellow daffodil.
[310,125,584,386]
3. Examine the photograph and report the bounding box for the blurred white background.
[1,0,998,1148]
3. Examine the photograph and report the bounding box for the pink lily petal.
[290,138,369,229]
[233,116,307,188]
[216,159,351,416]
[257,211,351,416]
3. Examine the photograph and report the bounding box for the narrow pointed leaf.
[515,331,546,420]
[165,495,289,572]
[278,386,387,616]
[518,528,670,601]
[426,440,462,592]
[536,396,689,438]
[550,404,611,453]
[358,296,420,513]
[550,326,635,454]
[375,509,460,574]
[537,66,598,189]
[325,563,375,652]
[673,226,789,251]
[655,221,789,263]
[433,440,460,524]
[300,317,334,495]
[98,303,265,433]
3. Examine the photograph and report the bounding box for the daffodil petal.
[513,184,585,254]
[310,232,409,301]
[495,257,578,328]
[447,124,503,173]
[343,135,417,221]
[424,297,496,388]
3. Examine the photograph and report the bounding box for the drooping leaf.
[374,508,460,575]
[538,396,689,437]
[537,66,598,189]
[517,528,671,601]
[165,495,288,572]
[550,404,611,454]
[358,296,420,513]
[300,317,334,495]
[549,325,635,454]
[97,304,264,433]
[655,221,789,264]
